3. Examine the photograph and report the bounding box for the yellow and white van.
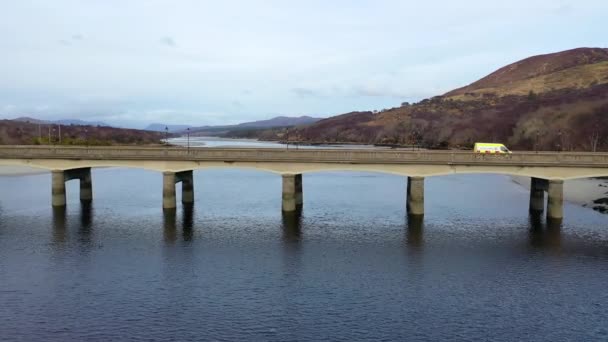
[473,143,511,154]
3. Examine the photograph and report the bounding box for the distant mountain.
[236,116,323,128]
[144,123,193,132]
[12,117,48,124]
[188,116,323,135]
[253,47,608,151]
[54,119,110,127]
[11,117,110,127]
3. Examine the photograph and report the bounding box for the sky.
[0,0,606,128]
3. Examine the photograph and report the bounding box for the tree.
[590,129,600,152]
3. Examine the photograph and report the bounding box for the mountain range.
[12,117,111,127]
[183,116,324,136]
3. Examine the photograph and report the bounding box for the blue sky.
[0,0,606,128]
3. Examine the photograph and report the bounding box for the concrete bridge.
[2,145,608,220]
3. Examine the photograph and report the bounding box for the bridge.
[2,145,608,220]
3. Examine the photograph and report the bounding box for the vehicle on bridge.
[474,143,511,154]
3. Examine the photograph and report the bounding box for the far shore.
[512,176,608,213]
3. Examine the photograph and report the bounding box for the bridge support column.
[295,174,303,207]
[547,180,564,220]
[52,168,93,207]
[177,171,194,204]
[407,176,425,216]
[282,174,302,212]
[163,172,177,210]
[51,170,66,207]
[529,177,547,214]
[79,168,93,202]
[163,171,195,209]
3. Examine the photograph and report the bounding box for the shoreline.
[511,176,608,213]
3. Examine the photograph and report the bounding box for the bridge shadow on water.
[528,214,562,251]
[52,202,95,246]
[162,204,196,244]
[405,214,425,249]
[51,202,565,254]
[281,208,303,243]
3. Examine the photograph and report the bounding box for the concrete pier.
[177,170,194,204]
[163,170,195,209]
[547,180,564,220]
[282,173,303,212]
[51,170,66,207]
[78,169,93,202]
[51,168,93,207]
[295,174,303,207]
[529,177,547,214]
[163,172,177,209]
[407,176,425,216]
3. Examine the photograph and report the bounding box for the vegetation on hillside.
[233,48,608,151]
[0,120,166,145]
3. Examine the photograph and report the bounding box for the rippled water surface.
[1,147,608,341]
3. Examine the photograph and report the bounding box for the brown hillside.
[445,47,608,97]
[0,120,166,145]
[245,48,608,151]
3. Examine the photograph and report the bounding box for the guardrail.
[1,146,608,167]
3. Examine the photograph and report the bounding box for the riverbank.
[512,176,608,213]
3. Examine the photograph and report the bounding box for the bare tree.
[590,129,600,152]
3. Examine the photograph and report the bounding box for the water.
[1,139,608,341]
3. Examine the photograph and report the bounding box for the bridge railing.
[1,146,608,167]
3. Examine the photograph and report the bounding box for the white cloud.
[159,36,176,47]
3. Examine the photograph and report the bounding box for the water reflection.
[78,202,93,246]
[281,209,302,242]
[163,205,196,244]
[182,204,195,242]
[52,206,67,244]
[163,208,177,244]
[528,214,562,250]
[405,214,424,248]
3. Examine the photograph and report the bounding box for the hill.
[12,117,111,127]
[445,48,608,98]
[236,116,322,128]
[189,115,324,136]
[271,47,608,151]
[0,119,166,145]
[145,123,193,132]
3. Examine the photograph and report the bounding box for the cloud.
[552,3,574,15]
[291,87,324,98]
[159,36,176,47]
[1,0,606,126]
[58,34,84,46]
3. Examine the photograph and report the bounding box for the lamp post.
[165,126,169,146]
[557,129,562,152]
[187,127,190,152]
[286,128,289,150]
[535,130,540,152]
[84,128,88,147]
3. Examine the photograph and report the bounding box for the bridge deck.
[1,146,608,168]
